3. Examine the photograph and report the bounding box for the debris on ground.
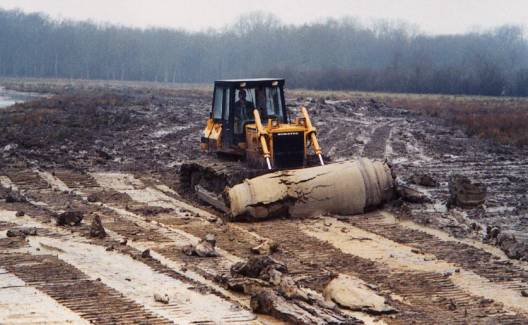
[4,191,26,203]
[411,173,438,187]
[227,255,357,324]
[87,193,98,202]
[182,233,218,257]
[397,185,432,203]
[15,210,25,217]
[89,214,106,238]
[231,256,287,278]
[323,274,395,314]
[153,293,170,304]
[448,175,487,208]
[6,227,37,238]
[128,205,174,216]
[56,210,84,226]
[141,249,151,258]
[251,240,279,255]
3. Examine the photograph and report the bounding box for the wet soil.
[1,78,528,324]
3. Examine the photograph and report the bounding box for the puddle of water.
[0,87,45,108]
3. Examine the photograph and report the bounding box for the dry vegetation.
[382,95,528,146]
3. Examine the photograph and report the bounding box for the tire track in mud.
[345,212,528,292]
[0,172,262,325]
[5,169,360,324]
[240,219,528,324]
[93,171,528,324]
[362,124,392,159]
[5,168,528,324]
[80,170,528,324]
[0,207,260,325]
[0,269,92,325]
[0,253,174,325]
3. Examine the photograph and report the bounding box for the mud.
[1,78,527,324]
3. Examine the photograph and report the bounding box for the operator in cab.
[234,89,255,121]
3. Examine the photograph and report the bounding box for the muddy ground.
[0,78,527,324]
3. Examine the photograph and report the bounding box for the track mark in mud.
[30,171,263,315]
[242,219,528,324]
[362,124,392,159]
[54,172,374,324]
[3,170,50,191]
[347,212,528,290]
[31,236,256,324]
[303,216,528,315]
[0,270,91,325]
[51,170,99,188]
[0,253,173,325]
[0,209,259,325]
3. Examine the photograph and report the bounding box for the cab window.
[223,88,230,120]
[213,87,223,120]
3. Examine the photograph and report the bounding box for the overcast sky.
[1,0,527,35]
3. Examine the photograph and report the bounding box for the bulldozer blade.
[226,158,395,220]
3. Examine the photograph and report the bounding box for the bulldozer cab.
[211,79,287,148]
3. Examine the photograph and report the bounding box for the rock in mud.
[324,274,395,314]
[5,191,26,203]
[153,293,170,304]
[141,249,151,258]
[251,240,279,255]
[6,227,37,238]
[182,233,218,257]
[448,175,486,208]
[89,214,106,238]
[411,173,438,187]
[87,193,98,202]
[250,289,277,314]
[485,225,501,240]
[56,210,84,226]
[15,211,25,217]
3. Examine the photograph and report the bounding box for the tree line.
[1,9,527,96]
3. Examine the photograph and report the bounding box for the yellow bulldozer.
[180,78,395,220]
[199,78,324,169]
